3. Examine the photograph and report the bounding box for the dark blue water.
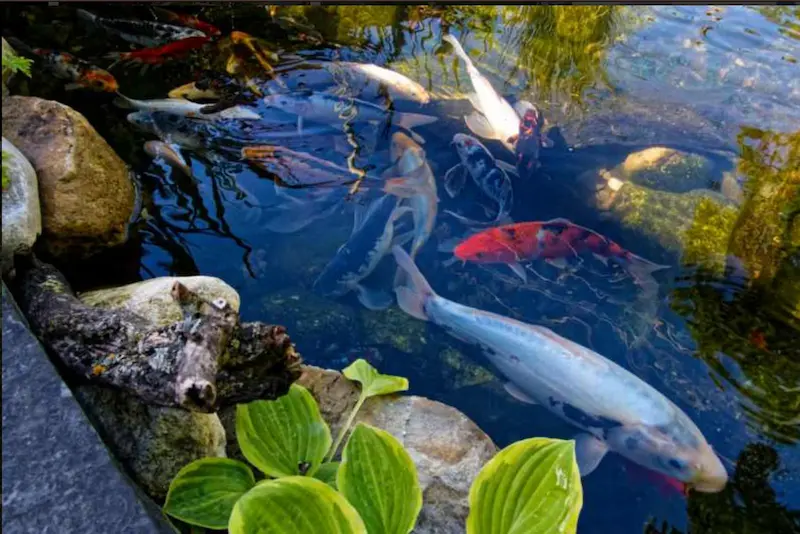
[7,4,799,533]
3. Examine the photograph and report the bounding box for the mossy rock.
[610,146,718,193]
[439,347,495,390]
[359,305,428,354]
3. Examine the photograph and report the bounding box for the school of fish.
[7,6,728,498]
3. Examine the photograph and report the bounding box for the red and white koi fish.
[77,9,206,48]
[105,36,210,70]
[151,7,221,37]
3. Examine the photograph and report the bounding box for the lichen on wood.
[11,255,302,412]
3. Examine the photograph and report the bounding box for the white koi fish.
[391,245,728,493]
[115,94,261,120]
[325,61,431,104]
[442,34,520,153]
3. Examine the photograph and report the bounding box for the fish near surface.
[513,100,553,175]
[115,94,261,120]
[313,194,413,310]
[382,132,439,260]
[76,9,206,48]
[391,245,728,493]
[442,34,519,153]
[453,218,669,286]
[445,133,515,224]
[7,38,118,92]
[263,91,437,141]
[323,61,431,104]
[143,140,193,177]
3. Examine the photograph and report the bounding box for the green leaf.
[2,47,32,77]
[328,360,410,462]
[313,461,340,489]
[236,383,331,478]
[163,458,255,530]
[343,359,409,398]
[337,423,422,534]
[467,438,583,534]
[229,476,366,534]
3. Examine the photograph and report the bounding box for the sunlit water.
[5,5,799,533]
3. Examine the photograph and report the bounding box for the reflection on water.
[4,4,799,532]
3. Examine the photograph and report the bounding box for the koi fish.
[391,244,728,493]
[6,38,118,92]
[382,132,439,260]
[444,133,517,224]
[263,91,438,142]
[168,81,220,101]
[242,145,376,187]
[151,7,221,37]
[512,100,553,174]
[270,15,324,45]
[115,94,261,120]
[143,140,193,177]
[76,9,206,48]
[313,194,413,310]
[230,31,279,75]
[452,218,669,285]
[323,61,431,104]
[106,36,210,70]
[442,34,519,152]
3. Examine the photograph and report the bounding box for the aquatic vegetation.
[2,43,32,190]
[467,438,582,534]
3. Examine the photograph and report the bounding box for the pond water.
[5,4,799,533]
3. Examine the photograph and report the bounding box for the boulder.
[79,275,241,327]
[73,387,226,500]
[73,276,240,499]
[1,96,136,259]
[2,137,41,274]
[610,146,717,193]
[298,366,497,534]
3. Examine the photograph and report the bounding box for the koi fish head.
[454,228,522,264]
[452,133,491,162]
[612,420,728,494]
[515,102,544,172]
[82,68,118,92]
[390,132,425,172]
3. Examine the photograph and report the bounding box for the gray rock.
[609,146,718,193]
[1,96,136,259]
[79,275,241,327]
[73,276,239,499]
[73,386,227,500]
[2,283,173,533]
[297,366,497,534]
[2,138,41,274]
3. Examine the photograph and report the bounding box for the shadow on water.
[3,3,799,533]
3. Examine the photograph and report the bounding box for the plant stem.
[326,394,366,462]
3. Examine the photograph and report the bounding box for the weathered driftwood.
[12,255,302,412]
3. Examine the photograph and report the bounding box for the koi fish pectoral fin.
[464,111,496,140]
[508,262,528,283]
[444,164,467,198]
[574,433,609,477]
[504,382,537,404]
[354,283,394,311]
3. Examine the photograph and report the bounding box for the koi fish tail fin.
[442,34,470,65]
[395,111,439,131]
[625,254,670,288]
[392,245,435,321]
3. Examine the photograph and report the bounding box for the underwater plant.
[163,360,583,533]
[1,42,32,191]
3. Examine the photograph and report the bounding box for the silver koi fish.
[115,94,261,120]
[391,245,728,493]
[442,34,519,153]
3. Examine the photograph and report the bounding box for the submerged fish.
[445,133,517,224]
[115,94,261,120]
[242,145,373,187]
[76,9,206,48]
[230,31,279,75]
[391,245,728,493]
[106,36,210,70]
[143,140,193,177]
[7,37,118,92]
[168,80,220,101]
[323,61,431,104]
[263,91,438,139]
[453,218,669,285]
[442,34,519,152]
[382,132,439,259]
[513,100,552,174]
[151,6,221,37]
[313,194,413,310]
